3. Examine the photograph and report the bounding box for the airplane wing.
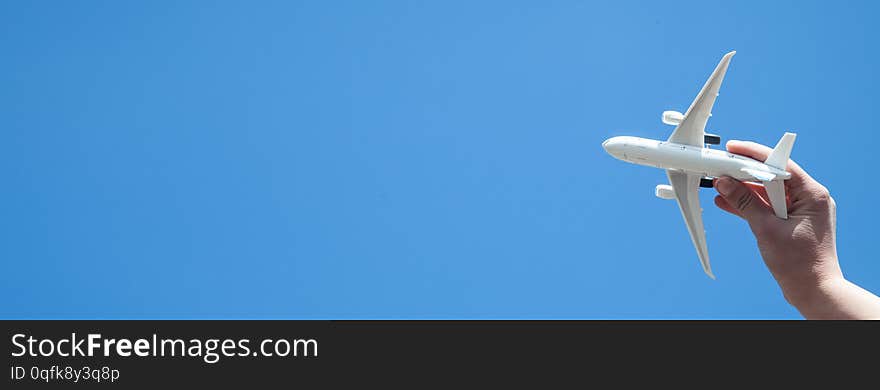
[667,51,736,147]
[666,170,714,279]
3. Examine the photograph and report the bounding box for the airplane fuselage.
[602,136,790,181]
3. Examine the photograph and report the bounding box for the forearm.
[784,276,880,320]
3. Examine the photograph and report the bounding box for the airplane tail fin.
[765,132,796,170]
[763,132,797,219]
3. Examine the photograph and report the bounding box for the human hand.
[713,140,880,319]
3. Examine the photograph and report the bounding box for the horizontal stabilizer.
[765,132,796,169]
[763,180,789,219]
[741,168,776,182]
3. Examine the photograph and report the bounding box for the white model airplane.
[602,51,796,279]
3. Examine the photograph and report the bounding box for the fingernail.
[715,177,736,196]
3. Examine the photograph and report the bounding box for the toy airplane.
[601,51,796,279]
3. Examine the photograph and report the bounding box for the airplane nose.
[602,138,618,153]
[603,137,625,159]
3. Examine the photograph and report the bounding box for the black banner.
[2,321,876,387]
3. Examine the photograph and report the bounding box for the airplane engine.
[655,184,676,200]
[662,110,684,126]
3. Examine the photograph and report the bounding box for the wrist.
[779,275,841,309]
[774,258,844,312]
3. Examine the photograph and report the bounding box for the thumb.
[714,177,770,222]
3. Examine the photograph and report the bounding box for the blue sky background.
[1,1,877,319]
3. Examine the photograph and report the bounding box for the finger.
[714,176,772,223]
[728,140,832,207]
[714,195,743,218]
[725,140,812,188]
[742,181,771,206]
[713,184,771,218]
